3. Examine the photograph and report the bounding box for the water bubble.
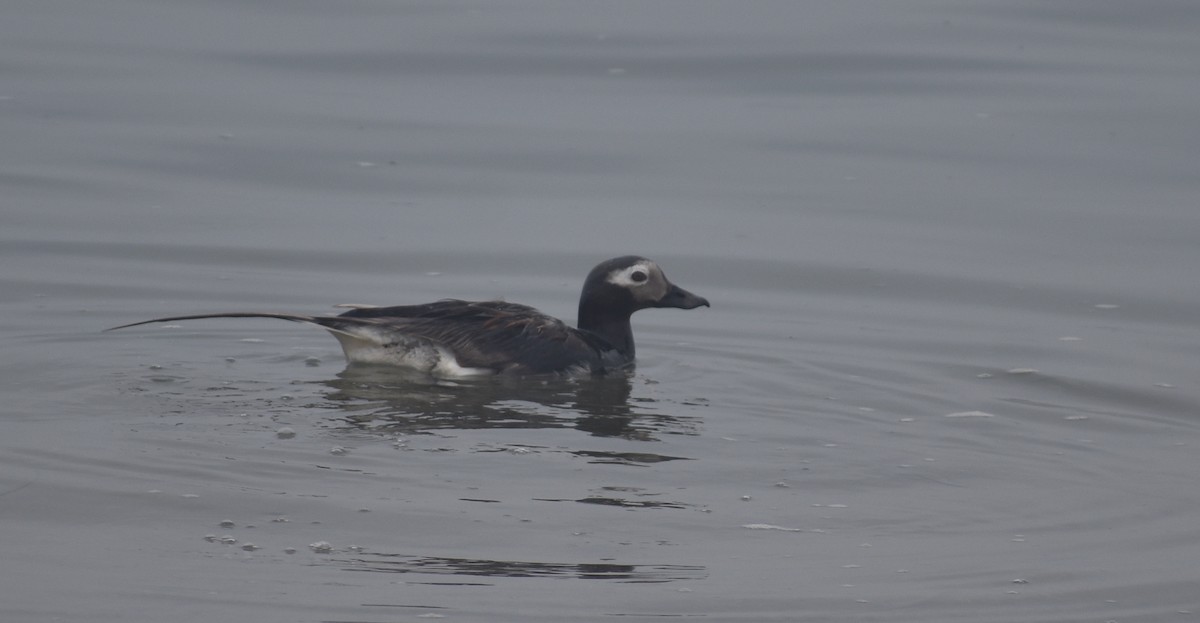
[309,541,333,553]
[741,524,802,532]
[241,543,259,551]
[284,547,297,554]
[275,427,296,439]
[945,411,995,418]
[203,534,218,542]
[329,446,347,455]
[219,519,236,528]
[219,535,237,545]
[304,357,321,367]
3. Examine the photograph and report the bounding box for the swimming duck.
[107,256,709,377]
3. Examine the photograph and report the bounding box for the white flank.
[326,325,493,377]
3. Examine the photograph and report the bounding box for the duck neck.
[578,305,635,357]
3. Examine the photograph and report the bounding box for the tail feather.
[104,312,400,354]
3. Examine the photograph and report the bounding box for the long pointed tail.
[105,313,321,332]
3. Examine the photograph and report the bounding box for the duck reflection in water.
[319,364,698,441]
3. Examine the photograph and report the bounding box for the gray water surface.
[3,1,1199,622]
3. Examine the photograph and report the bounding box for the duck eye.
[630,270,648,283]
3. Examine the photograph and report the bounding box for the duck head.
[577,256,709,356]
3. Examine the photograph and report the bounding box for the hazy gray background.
[3,1,1199,621]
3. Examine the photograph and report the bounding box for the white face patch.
[606,262,656,288]
[604,261,670,303]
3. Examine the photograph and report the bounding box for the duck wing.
[334,300,612,374]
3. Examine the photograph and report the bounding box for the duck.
[107,256,709,377]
